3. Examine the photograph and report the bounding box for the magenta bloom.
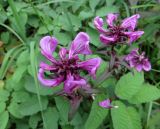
[38,32,101,94]
[125,49,151,72]
[99,99,112,108]
[94,13,144,45]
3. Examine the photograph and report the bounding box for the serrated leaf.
[115,72,144,100]
[19,95,48,116]
[111,101,142,129]
[43,107,59,129]
[85,94,109,129]
[55,97,70,123]
[129,84,160,104]
[0,111,9,129]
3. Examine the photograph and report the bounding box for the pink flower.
[94,14,144,45]
[38,32,101,94]
[125,49,151,72]
[99,99,118,108]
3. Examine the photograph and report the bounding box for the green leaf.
[0,102,6,114]
[12,65,27,83]
[43,107,59,129]
[129,84,160,104]
[0,90,10,102]
[89,0,100,11]
[19,95,48,116]
[29,114,41,129]
[24,75,58,96]
[86,27,101,47]
[96,6,119,17]
[115,72,144,100]
[79,11,94,20]
[0,111,9,129]
[55,96,70,123]
[55,32,72,46]
[1,32,9,44]
[8,102,24,118]
[85,94,109,129]
[16,50,30,66]
[12,91,30,103]
[111,101,142,129]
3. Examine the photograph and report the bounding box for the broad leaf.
[111,101,142,129]
[129,84,160,104]
[115,72,144,100]
[85,94,109,129]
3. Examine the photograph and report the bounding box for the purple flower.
[125,49,151,72]
[38,32,101,94]
[99,99,118,108]
[94,13,144,45]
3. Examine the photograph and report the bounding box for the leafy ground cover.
[0,0,160,129]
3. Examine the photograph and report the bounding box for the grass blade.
[29,41,47,129]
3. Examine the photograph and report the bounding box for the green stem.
[146,102,153,128]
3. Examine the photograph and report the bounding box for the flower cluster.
[38,13,151,110]
[94,14,144,45]
[38,32,101,100]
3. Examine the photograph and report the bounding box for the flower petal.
[121,14,140,31]
[106,13,118,27]
[99,99,112,108]
[38,68,63,87]
[143,59,151,71]
[78,58,101,78]
[94,16,108,33]
[40,36,58,63]
[59,47,68,59]
[64,75,86,94]
[39,62,56,71]
[69,32,92,58]
[100,34,116,45]
[136,64,143,72]
[125,49,138,61]
[124,31,144,44]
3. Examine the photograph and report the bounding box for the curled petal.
[40,36,58,63]
[64,75,86,94]
[94,16,108,33]
[78,58,101,78]
[99,99,112,108]
[39,62,56,71]
[38,68,63,87]
[59,47,68,59]
[121,14,140,30]
[106,13,118,27]
[100,34,116,45]
[124,31,144,44]
[69,32,92,58]
[143,59,151,71]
